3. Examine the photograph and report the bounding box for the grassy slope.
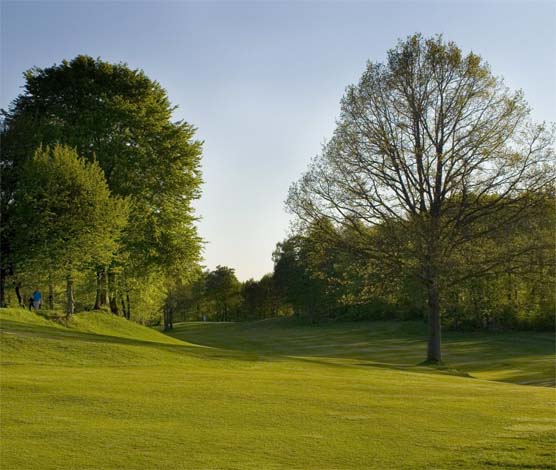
[1,309,554,470]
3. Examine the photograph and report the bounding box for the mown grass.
[170,318,555,386]
[1,308,554,469]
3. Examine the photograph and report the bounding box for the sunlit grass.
[1,308,554,469]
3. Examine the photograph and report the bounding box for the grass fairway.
[1,309,555,469]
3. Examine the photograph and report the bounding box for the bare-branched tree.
[287,35,555,363]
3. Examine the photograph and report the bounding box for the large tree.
[287,35,555,362]
[1,55,203,309]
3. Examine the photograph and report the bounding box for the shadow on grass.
[167,319,555,386]
[2,315,554,386]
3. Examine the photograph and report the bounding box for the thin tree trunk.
[108,270,118,315]
[94,270,102,309]
[100,268,108,307]
[94,268,109,309]
[120,294,127,320]
[48,283,54,310]
[48,272,54,310]
[0,268,6,307]
[426,279,442,363]
[66,274,75,315]
[163,306,173,331]
[424,213,442,364]
[15,281,22,307]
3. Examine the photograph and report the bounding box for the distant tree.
[205,266,241,321]
[1,55,203,310]
[11,145,128,314]
[273,237,327,323]
[241,279,263,320]
[287,35,555,362]
[241,274,280,319]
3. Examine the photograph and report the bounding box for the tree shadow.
[167,320,555,386]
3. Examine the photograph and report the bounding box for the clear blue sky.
[2,1,555,280]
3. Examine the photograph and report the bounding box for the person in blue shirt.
[32,289,42,310]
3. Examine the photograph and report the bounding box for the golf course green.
[1,308,554,469]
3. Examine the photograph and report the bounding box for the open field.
[1,308,555,469]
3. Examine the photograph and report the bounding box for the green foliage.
[204,266,241,321]
[271,193,554,330]
[166,192,552,330]
[1,55,204,313]
[272,236,330,323]
[167,268,283,323]
[241,274,281,320]
[128,273,169,325]
[11,145,128,282]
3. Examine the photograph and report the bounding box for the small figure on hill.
[32,288,42,310]
[28,296,34,311]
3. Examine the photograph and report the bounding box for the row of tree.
[1,56,203,318]
[167,200,554,332]
[165,266,280,327]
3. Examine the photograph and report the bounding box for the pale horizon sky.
[2,1,555,281]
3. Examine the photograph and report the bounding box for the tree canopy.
[1,55,204,314]
[11,145,128,313]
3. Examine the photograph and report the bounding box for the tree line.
[167,203,554,333]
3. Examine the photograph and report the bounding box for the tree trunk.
[66,274,75,315]
[163,306,173,331]
[108,270,119,315]
[100,269,108,306]
[48,272,54,310]
[119,291,130,320]
[120,294,127,320]
[426,279,442,363]
[94,268,109,309]
[15,281,22,307]
[424,212,442,364]
[48,282,54,310]
[0,268,6,307]
[94,270,101,309]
